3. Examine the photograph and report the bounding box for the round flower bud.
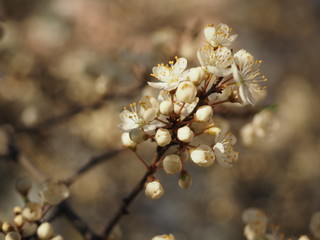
[37,222,53,240]
[177,126,194,143]
[40,181,70,205]
[152,234,175,240]
[145,180,164,200]
[189,67,206,85]
[2,222,14,233]
[195,105,213,122]
[13,206,22,215]
[13,215,24,227]
[175,82,197,103]
[159,101,173,116]
[121,132,137,149]
[310,211,320,239]
[50,235,64,240]
[22,202,42,221]
[21,222,37,237]
[15,176,32,196]
[162,154,182,175]
[178,172,192,189]
[155,128,172,147]
[204,126,221,136]
[5,232,21,240]
[190,145,215,167]
[129,128,147,144]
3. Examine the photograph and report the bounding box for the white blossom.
[22,202,42,221]
[244,222,266,240]
[162,154,182,175]
[213,132,238,168]
[155,128,172,147]
[37,222,53,240]
[188,67,206,85]
[198,45,233,77]
[175,81,197,103]
[204,23,237,47]
[121,132,137,148]
[195,105,213,122]
[190,144,215,167]
[40,181,69,205]
[232,49,266,105]
[252,109,279,138]
[174,98,198,120]
[145,181,164,200]
[177,126,194,143]
[148,57,188,91]
[152,234,175,240]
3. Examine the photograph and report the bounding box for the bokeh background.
[0,0,320,239]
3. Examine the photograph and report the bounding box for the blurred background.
[0,0,320,239]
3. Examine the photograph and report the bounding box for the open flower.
[213,132,238,168]
[232,49,266,105]
[148,57,188,91]
[204,23,237,47]
[119,96,163,132]
[197,45,233,77]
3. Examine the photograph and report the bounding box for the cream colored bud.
[177,126,194,143]
[13,206,22,215]
[178,173,192,189]
[40,181,69,205]
[37,222,53,240]
[155,128,172,147]
[190,145,215,167]
[13,215,24,227]
[22,202,42,221]
[121,132,137,149]
[163,154,182,175]
[204,126,221,136]
[2,222,14,233]
[195,105,213,122]
[21,222,37,237]
[129,128,147,144]
[145,181,164,200]
[244,222,266,240]
[152,234,175,240]
[15,176,32,196]
[175,82,197,103]
[189,67,206,85]
[50,235,64,240]
[159,101,173,115]
[5,232,21,240]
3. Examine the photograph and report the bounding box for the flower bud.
[121,132,137,149]
[177,126,194,143]
[162,154,182,175]
[13,206,22,215]
[13,215,24,227]
[129,128,147,144]
[21,222,37,237]
[40,181,70,205]
[244,222,266,240]
[159,101,173,116]
[15,176,32,197]
[298,236,310,240]
[37,222,53,240]
[178,172,192,189]
[175,82,197,103]
[190,145,215,167]
[22,202,42,221]
[2,222,14,233]
[155,128,172,147]
[5,232,21,240]
[189,67,206,85]
[195,105,213,122]
[145,180,164,200]
[204,126,221,136]
[152,234,175,240]
[50,235,64,240]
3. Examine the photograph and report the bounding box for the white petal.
[148,81,169,89]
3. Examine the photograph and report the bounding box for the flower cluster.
[119,23,267,200]
[242,208,320,240]
[0,177,69,240]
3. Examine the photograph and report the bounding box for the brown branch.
[103,146,170,238]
